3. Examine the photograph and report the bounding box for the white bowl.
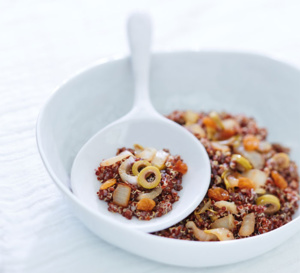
[37,51,300,267]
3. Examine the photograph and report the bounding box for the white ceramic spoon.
[71,13,211,232]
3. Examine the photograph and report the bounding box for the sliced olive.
[231,154,253,171]
[256,194,281,214]
[137,166,161,189]
[132,160,151,176]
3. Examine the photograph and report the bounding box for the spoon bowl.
[70,13,211,232]
[71,114,211,232]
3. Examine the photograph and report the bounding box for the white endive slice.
[211,215,236,231]
[239,213,255,237]
[186,221,218,241]
[214,201,238,214]
[118,156,138,184]
[242,169,267,193]
[151,150,169,169]
[137,186,162,201]
[204,228,234,241]
[101,150,133,167]
[136,147,157,161]
[113,184,131,207]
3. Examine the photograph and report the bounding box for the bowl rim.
[36,49,300,248]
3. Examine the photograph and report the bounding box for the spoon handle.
[127,13,155,113]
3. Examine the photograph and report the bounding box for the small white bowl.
[37,51,300,267]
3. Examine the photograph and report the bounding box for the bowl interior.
[38,51,300,220]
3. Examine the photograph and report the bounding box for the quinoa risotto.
[151,110,299,241]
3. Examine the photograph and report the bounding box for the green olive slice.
[231,154,253,171]
[256,194,281,214]
[132,160,151,176]
[137,166,161,189]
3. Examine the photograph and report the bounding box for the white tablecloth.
[1,0,300,272]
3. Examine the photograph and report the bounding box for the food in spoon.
[152,110,299,241]
[96,145,188,220]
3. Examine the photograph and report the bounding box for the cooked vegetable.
[100,178,117,190]
[256,194,281,214]
[132,160,151,176]
[271,171,288,189]
[242,169,268,193]
[238,177,256,189]
[195,199,212,215]
[208,187,229,201]
[211,142,230,152]
[137,166,161,189]
[222,170,239,189]
[133,143,144,153]
[137,186,162,201]
[243,135,260,151]
[239,213,255,237]
[101,150,133,167]
[186,221,218,241]
[209,111,224,130]
[217,119,239,140]
[118,156,138,184]
[231,154,253,171]
[113,184,131,207]
[234,146,265,169]
[151,150,169,170]
[185,123,206,138]
[211,215,236,231]
[271,153,290,170]
[244,150,265,170]
[136,147,157,161]
[258,141,272,153]
[136,198,156,211]
[222,118,240,131]
[183,110,199,125]
[204,228,234,241]
[218,135,242,147]
[214,201,238,214]
[208,210,219,222]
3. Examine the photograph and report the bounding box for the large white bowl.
[37,51,300,267]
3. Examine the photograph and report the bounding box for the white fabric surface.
[1,0,300,272]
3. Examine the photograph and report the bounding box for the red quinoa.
[96,146,187,220]
[152,110,299,240]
